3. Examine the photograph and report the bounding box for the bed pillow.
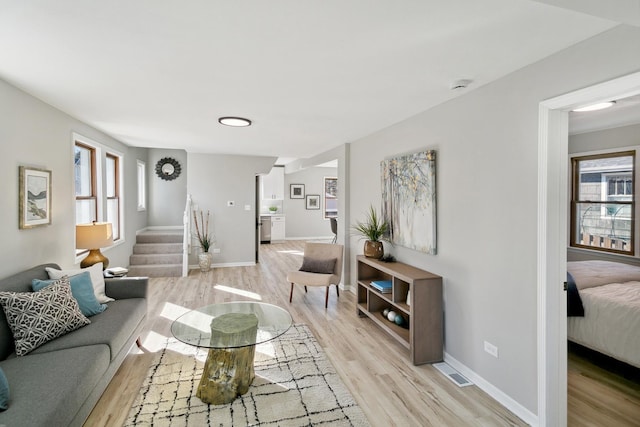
[0,278,90,356]
[566,272,584,317]
[299,257,337,274]
[46,262,114,303]
[32,272,107,317]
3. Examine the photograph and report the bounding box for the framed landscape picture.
[19,166,52,229]
[306,194,320,210]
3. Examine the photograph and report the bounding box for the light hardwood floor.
[85,240,636,426]
[567,344,640,427]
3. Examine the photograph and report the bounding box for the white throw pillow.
[46,262,114,303]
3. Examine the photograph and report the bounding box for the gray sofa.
[0,263,147,426]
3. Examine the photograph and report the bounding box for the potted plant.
[193,210,214,272]
[352,204,389,259]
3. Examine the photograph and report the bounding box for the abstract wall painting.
[19,166,52,229]
[381,150,436,254]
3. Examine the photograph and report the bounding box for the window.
[106,154,120,241]
[323,177,337,219]
[75,143,96,224]
[571,150,635,255]
[74,136,124,246]
[137,160,146,211]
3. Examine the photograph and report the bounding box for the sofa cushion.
[0,344,110,426]
[0,279,90,356]
[0,367,8,411]
[32,271,107,317]
[30,298,146,361]
[0,263,59,361]
[46,263,114,304]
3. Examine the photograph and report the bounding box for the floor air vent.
[433,362,473,387]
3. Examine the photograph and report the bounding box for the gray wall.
[0,78,148,277]
[569,122,640,154]
[284,166,337,239]
[347,24,640,417]
[148,148,188,227]
[187,153,275,265]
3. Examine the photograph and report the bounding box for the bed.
[566,260,640,369]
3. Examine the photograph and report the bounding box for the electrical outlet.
[244,204,251,211]
[484,341,499,358]
[213,248,221,253]
[227,201,235,207]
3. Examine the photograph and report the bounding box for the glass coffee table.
[171,301,292,405]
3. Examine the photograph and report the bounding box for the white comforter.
[567,280,640,368]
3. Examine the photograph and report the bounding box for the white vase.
[198,252,213,273]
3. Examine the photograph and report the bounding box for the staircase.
[128,230,183,277]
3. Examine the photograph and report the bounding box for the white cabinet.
[261,167,284,200]
[271,215,285,242]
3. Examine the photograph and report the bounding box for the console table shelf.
[356,255,443,365]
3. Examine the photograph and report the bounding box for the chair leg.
[335,284,340,298]
[289,283,294,303]
[304,285,308,293]
[325,286,329,308]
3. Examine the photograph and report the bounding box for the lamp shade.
[76,222,114,249]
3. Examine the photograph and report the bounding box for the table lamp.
[76,222,114,269]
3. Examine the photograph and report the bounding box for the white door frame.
[537,71,640,426]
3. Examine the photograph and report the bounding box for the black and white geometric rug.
[125,324,370,426]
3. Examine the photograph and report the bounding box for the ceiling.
[0,1,632,161]
[569,94,640,135]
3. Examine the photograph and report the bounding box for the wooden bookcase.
[356,255,443,365]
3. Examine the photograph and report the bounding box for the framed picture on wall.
[306,195,320,210]
[19,166,52,229]
[290,184,305,199]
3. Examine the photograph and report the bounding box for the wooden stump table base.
[196,312,259,405]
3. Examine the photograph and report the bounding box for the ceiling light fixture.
[572,101,616,112]
[218,116,252,127]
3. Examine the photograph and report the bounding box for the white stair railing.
[182,194,192,277]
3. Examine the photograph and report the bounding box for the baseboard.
[444,353,538,427]
[137,226,183,235]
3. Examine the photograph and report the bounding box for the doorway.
[538,71,640,426]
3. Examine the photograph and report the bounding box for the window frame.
[105,152,121,241]
[323,176,338,220]
[137,160,146,211]
[73,134,125,258]
[74,142,97,224]
[570,150,636,255]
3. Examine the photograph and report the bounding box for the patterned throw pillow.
[0,278,90,356]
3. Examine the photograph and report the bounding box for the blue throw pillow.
[32,272,107,317]
[0,366,9,410]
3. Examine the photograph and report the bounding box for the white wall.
[148,148,188,226]
[348,24,640,419]
[0,78,148,277]
[187,153,275,265]
[284,166,338,239]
